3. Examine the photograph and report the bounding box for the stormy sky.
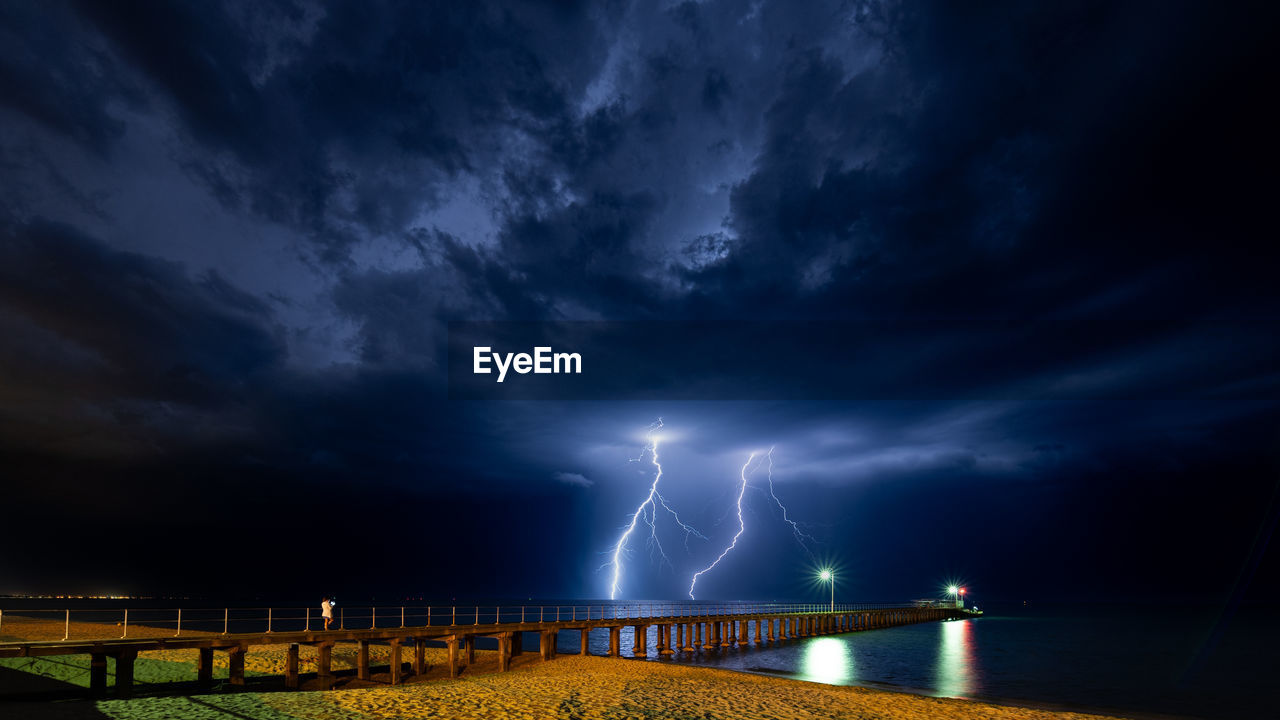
[1,0,1276,603]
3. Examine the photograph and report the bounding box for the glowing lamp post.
[819,569,834,612]
[958,587,966,609]
[947,585,960,608]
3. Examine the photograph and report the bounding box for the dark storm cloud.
[0,0,601,264]
[0,0,1276,600]
[0,220,285,457]
[0,2,137,153]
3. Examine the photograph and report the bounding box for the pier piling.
[389,640,402,685]
[446,636,458,678]
[116,651,136,698]
[284,645,298,689]
[229,645,246,687]
[316,643,333,689]
[540,630,557,660]
[198,647,214,688]
[357,640,370,680]
[90,653,107,697]
[498,632,511,672]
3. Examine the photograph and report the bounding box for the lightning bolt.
[603,419,705,600]
[762,446,817,560]
[688,446,818,598]
[688,452,759,599]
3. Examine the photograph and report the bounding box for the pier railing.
[0,602,905,642]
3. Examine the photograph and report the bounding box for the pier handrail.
[0,601,920,642]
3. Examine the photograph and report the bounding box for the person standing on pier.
[321,597,335,630]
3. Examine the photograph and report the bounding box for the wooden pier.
[0,605,964,698]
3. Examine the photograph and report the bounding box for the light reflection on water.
[934,617,977,696]
[799,637,855,684]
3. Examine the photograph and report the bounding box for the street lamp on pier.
[819,569,834,612]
